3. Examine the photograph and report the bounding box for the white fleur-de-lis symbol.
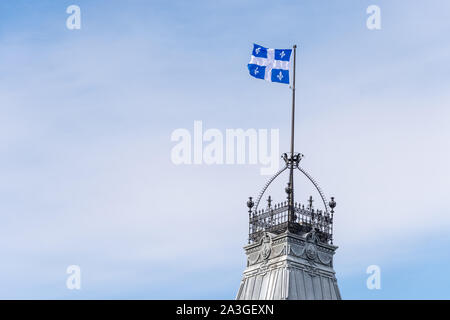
[280,50,285,58]
[254,67,259,75]
[277,71,283,81]
[255,47,261,54]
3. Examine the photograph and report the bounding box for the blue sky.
[1,0,450,299]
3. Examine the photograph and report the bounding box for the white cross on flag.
[247,44,292,84]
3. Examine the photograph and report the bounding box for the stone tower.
[236,153,341,300]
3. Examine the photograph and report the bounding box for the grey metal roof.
[236,231,341,300]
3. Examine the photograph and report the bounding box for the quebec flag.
[248,43,292,84]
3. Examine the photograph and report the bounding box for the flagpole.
[288,44,297,226]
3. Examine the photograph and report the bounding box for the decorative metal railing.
[246,153,336,245]
[248,200,334,244]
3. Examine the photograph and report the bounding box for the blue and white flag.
[248,44,292,84]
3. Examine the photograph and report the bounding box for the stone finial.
[285,182,292,203]
[329,197,336,213]
[308,195,314,210]
[267,195,272,208]
[247,197,254,213]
